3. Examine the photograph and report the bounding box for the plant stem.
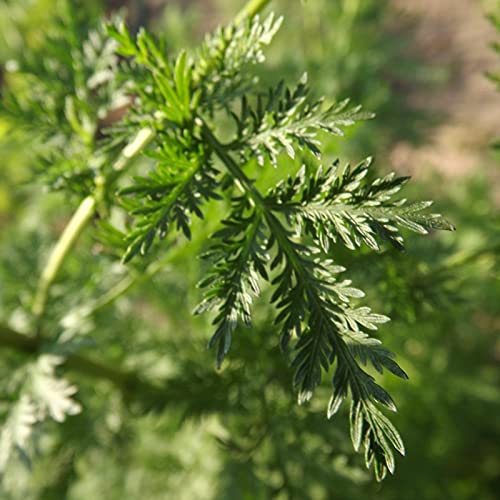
[109,127,155,178]
[32,196,97,322]
[31,127,155,328]
[236,0,272,24]
[200,122,266,206]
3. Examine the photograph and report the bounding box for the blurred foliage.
[0,0,499,499]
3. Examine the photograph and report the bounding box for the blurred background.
[0,0,499,498]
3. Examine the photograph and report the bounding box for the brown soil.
[390,0,500,185]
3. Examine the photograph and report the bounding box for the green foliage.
[232,77,373,166]
[93,7,449,482]
[3,0,496,498]
[194,12,283,107]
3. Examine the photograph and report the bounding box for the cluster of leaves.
[0,0,456,487]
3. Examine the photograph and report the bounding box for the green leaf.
[267,157,455,252]
[233,78,373,166]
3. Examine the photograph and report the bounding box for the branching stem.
[200,122,266,206]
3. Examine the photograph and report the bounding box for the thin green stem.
[31,127,155,328]
[32,196,97,322]
[236,0,272,24]
[109,127,155,180]
[200,122,266,206]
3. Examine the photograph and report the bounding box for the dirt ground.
[390,0,500,186]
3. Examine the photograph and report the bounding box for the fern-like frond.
[194,13,283,108]
[195,197,269,367]
[268,157,455,251]
[265,211,405,478]
[231,75,373,166]
[120,138,220,262]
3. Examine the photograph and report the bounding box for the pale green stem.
[31,127,155,327]
[111,127,155,174]
[236,0,272,24]
[32,196,97,321]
